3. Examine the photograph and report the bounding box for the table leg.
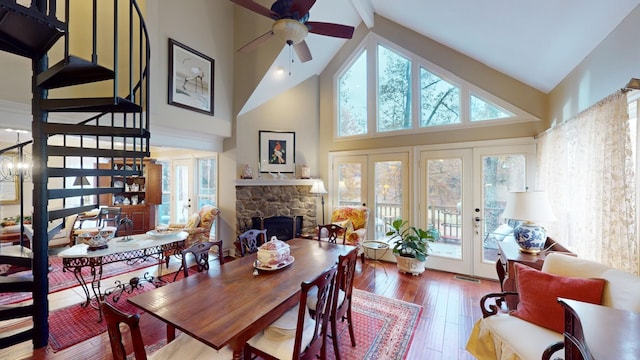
[70,263,105,321]
[230,339,244,360]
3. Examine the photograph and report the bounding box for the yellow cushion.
[185,213,200,229]
[198,205,220,230]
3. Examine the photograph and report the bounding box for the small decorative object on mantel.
[301,164,310,179]
[241,164,253,179]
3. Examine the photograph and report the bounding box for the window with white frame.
[338,49,368,137]
[335,34,538,138]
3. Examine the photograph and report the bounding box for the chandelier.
[0,132,32,182]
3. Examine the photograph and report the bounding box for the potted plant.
[386,219,438,276]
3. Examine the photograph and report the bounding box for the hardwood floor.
[0,255,499,360]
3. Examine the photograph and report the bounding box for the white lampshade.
[272,19,308,45]
[309,180,327,195]
[502,191,556,223]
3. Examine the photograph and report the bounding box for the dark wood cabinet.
[118,204,156,235]
[98,159,162,235]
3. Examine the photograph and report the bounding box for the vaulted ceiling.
[237,0,640,115]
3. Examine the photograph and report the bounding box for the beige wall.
[146,0,233,150]
[235,76,320,177]
[548,5,640,123]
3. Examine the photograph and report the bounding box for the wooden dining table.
[128,238,355,359]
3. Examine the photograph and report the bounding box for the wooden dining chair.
[329,248,358,360]
[101,301,232,360]
[237,229,267,256]
[318,224,346,244]
[244,265,338,360]
[172,240,222,281]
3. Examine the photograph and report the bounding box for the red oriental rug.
[0,256,160,305]
[48,269,193,351]
[48,285,422,359]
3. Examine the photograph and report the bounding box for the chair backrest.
[101,301,148,360]
[332,248,358,318]
[97,207,121,229]
[197,205,220,232]
[318,224,346,244]
[179,241,215,279]
[297,265,337,359]
[238,229,267,256]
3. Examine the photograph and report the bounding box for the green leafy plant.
[386,219,438,262]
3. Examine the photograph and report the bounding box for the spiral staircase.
[0,0,150,348]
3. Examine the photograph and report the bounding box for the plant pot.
[394,254,426,276]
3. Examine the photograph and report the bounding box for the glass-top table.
[58,231,187,321]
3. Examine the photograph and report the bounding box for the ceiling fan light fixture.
[272,19,308,46]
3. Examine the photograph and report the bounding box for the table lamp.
[310,180,328,224]
[501,191,556,254]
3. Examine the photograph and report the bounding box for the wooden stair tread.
[36,55,114,89]
[40,97,142,113]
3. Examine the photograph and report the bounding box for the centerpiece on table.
[386,219,438,276]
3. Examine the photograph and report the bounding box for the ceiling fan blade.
[294,40,312,63]
[306,21,354,39]
[290,0,316,19]
[230,0,279,19]
[237,30,275,53]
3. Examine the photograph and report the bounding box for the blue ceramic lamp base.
[513,222,547,254]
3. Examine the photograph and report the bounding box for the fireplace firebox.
[252,216,303,241]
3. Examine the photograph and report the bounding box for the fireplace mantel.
[235,179,316,187]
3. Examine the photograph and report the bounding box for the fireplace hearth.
[235,182,318,241]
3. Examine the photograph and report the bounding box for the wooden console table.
[558,298,640,359]
[496,239,574,310]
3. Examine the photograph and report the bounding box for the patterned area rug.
[329,289,422,360]
[48,268,192,351]
[0,255,159,305]
[49,284,422,359]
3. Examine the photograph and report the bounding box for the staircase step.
[41,97,142,113]
[49,205,99,222]
[0,276,33,293]
[47,146,149,159]
[0,304,34,322]
[48,187,125,201]
[42,123,150,138]
[0,3,65,58]
[48,167,142,178]
[36,55,115,89]
[0,328,34,350]
[0,254,31,269]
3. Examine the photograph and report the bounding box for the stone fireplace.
[235,179,318,239]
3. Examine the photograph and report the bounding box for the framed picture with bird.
[259,130,295,174]
[168,38,215,115]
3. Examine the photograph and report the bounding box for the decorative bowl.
[77,229,116,250]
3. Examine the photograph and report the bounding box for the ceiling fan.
[231,0,355,63]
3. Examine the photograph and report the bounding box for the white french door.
[419,149,474,275]
[329,151,411,242]
[471,144,535,278]
[172,159,194,224]
[418,143,536,278]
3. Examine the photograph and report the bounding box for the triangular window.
[470,95,514,122]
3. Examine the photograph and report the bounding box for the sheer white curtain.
[537,91,638,274]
